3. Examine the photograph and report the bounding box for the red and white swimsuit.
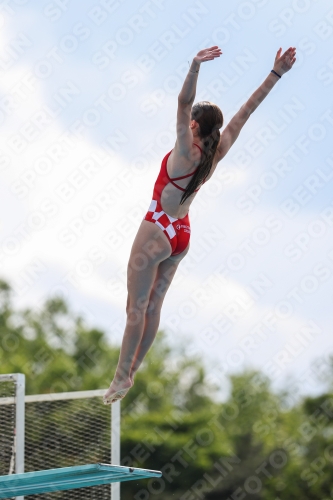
[144,144,203,256]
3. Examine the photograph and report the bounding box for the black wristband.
[271,69,281,79]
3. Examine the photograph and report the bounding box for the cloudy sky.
[1,0,333,399]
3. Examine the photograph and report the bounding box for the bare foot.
[103,378,133,405]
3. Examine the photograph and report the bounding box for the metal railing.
[0,375,120,500]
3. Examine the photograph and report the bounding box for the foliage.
[1,278,333,499]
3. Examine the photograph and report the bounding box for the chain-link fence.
[0,376,120,500]
[25,394,111,500]
[0,374,25,500]
[0,377,16,477]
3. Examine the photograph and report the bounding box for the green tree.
[2,278,333,499]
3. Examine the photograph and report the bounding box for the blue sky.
[1,0,333,399]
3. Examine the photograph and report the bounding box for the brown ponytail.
[180,102,223,205]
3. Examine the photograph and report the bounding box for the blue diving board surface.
[0,463,162,498]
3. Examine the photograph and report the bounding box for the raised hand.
[194,46,222,64]
[273,47,296,76]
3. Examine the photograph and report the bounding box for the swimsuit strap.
[193,142,202,153]
[170,171,198,181]
[169,143,202,181]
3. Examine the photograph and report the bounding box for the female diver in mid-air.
[103,45,296,404]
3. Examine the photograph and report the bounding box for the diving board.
[0,463,162,499]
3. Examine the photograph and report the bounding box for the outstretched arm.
[176,46,222,153]
[215,47,297,163]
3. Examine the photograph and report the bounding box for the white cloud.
[1,0,332,398]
